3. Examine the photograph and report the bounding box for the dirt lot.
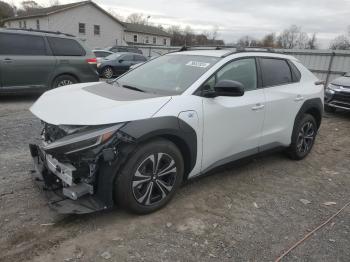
[0,95,349,262]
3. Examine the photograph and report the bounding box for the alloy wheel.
[103,67,113,78]
[132,153,177,206]
[57,79,74,87]
[296,121,315,154]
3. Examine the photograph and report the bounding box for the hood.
[331,76,350,87]
[30,82,171,125]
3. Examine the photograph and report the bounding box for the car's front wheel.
[102,66,114,79]
[115,139,184,214]
[288,114,318,160]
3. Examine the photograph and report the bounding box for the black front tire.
[52,75,77,88]
[324,104,336,113]
[115,139,184,214]
[288,114,318,160]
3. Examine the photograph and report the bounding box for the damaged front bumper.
[29,144,108,214]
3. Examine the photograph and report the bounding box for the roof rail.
[4,28,76,37]
[221,47,279,58]
[178,45,235,52]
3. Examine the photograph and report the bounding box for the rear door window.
[94,51,110,58]
[47,37,86,56]
[134,55,146,62]
[260,58,292,87]
[122,54,134,61]
[0,33,47,55]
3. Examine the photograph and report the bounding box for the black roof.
[123,22,170,37]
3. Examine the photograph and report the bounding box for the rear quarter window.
[260,58,292,87]
[0,33,47,55]
[47,37,86,56]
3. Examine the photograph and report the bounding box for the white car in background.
[29,48,324,214]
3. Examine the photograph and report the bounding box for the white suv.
[29,48,324,214]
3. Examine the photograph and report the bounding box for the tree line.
[1,1,349,50]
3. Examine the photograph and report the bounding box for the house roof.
[2,1,124,26]
[123,22,170,37]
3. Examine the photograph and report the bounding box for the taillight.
[86,58,97,65]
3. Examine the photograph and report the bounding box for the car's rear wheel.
[324,104,336,113]
[288,114,317,160]
[52,75,77,88]
[102,66,114,79]
[115,139,184,214]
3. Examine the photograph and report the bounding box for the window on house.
[133,35,138,42]
[145,36,149,44]
[78,23,85,34]
[23,21,26,29]
[19,21,22,28]
[8,22,11,27]
[163,38,167,45]
[36,20,40,30]
[153,37,156,44]
[94,25,100,35]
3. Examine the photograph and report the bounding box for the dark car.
[97,52,147,78]
[0,28,99,94]
[108,46,143,54]
[325,72,350,112]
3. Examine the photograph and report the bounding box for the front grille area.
[333,92,350,103]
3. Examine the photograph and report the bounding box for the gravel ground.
[0,95,349,262]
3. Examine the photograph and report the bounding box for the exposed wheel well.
[158,134,193,180]
[304,107,322,129]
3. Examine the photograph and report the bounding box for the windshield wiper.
[122,85,145,92]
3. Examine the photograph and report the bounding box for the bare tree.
[17,0,42,15]
[330,35,350,50]
[307,33,318,49]
[261,33,277,47]
[277,25,313,49]
[238,35,259,47]
[48,0,60,7]
[211,25,219,40]
[0,1,14,25]
[126,13,147,24]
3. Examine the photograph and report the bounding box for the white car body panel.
[201,89,265,171]
[30,82,172,126]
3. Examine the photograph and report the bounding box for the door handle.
[4,58,13,63]
[294,95,304,102]
[252,103,265,111]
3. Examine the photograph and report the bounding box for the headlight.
[43,123,124,154]
[327,83,340,91]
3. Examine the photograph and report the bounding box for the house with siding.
[124,23,171,46]
[2,1,171,48]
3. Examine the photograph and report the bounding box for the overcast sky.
[8,0,350,48]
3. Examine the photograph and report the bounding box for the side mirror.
[211,80,245,97]
[119,59,124,63]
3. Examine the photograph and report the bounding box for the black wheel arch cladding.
[95,116,197,208]
[294,97,323,131]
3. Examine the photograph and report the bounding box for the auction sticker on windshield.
[186,61,211,68]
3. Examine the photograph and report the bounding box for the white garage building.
[2,1,171,48]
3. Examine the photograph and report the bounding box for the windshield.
[115,54,220,95]
[105,53,122,60]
